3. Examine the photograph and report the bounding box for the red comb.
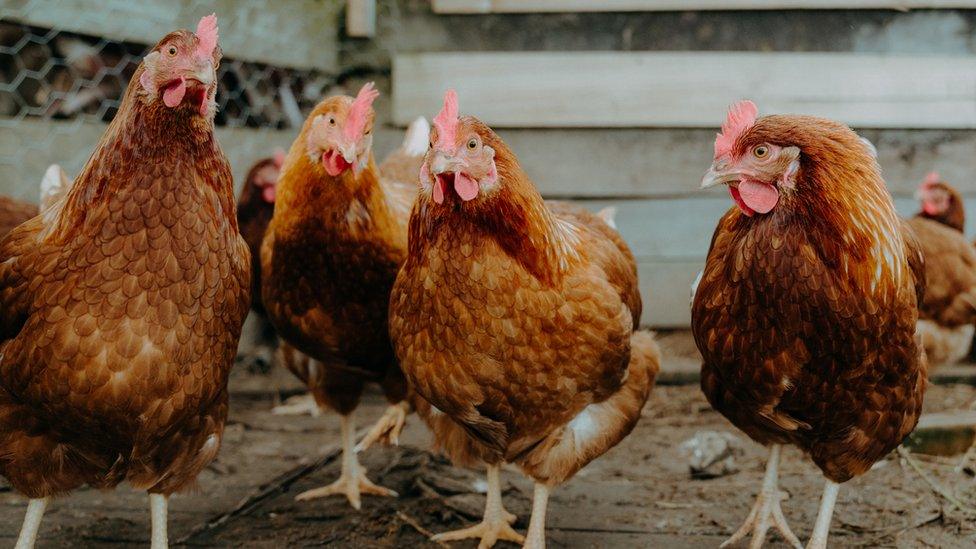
[923,171,941,187]
[195,14,218,59]
[434,89,459,153]
[344,82,379,142]
[272,148,286,169]
[714,100,758,160]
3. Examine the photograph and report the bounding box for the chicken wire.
[0,11,336,201]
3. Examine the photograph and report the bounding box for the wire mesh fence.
[0,2,341,201]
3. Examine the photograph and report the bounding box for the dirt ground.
[2,331,976,548]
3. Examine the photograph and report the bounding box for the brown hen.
[0,15,250,549]
[234,152,285,373]
[390,90,659,549]
[692,101,926,549]
[0,195,37,238]
[908,217,976,366]
[910,176,976,366]
[261,84,427,508]
[915,172,965,233]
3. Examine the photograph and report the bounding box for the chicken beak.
[338,142,358,165]
[430,151,460,175]
[191,59,215,88]
[701,163,741,189]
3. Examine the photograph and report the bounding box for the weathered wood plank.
[0,119,296,201]
[4,0,341,71]
[379,124,976,199]
[432,0,976,12]
[638,260,700,327]
[580,196,967,261]
[393,52,976,129]
[346,0,377,38]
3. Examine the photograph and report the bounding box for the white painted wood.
[346,0,377,38]
[393,52,976,129]
[4,0,342,71]
[433,0,976,13]
[638,260,701,327]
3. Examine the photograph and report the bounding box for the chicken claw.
[296,413,398,509]
[721,444,802,549]
[430,464,522,548]
[720,488,801,549]
[271,393,321,417]
[431,518,524,549]
[294,469,397,510]
[355,401,408,452]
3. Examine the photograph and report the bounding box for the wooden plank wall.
[392,48,975,326]
[394,52,976,129]
[5,1,976,328]
[4,0,342,71]
[432,0,976,12]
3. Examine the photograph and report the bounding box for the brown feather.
[260,95,412,414]
[693,115,926,483]
[391,116,654,483]
[0,29,249,498]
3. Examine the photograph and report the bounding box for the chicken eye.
[167,46,178,56]
[467,138,478,150]
[328,117,336,126]
[753,145,769,158]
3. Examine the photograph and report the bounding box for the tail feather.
[596,206,617,230]
[39,164,70,212]
[401,117,430,157]
[516,330,659,485]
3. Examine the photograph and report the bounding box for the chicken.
[0,195,37,238]
[906,216,976,366]
[915,172,965,233]
[389,90,659,548]
[911,174,976,364]
[0,15,250,549]
[235,151,285,373]
[692,101,926,549]
[238,150,284,316]
[261,83,428,508]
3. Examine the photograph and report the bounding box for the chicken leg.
[271,393,321,416]
[430,464,522,548]
[356,400,409,452]
[294,412,397,509]
[14,497,48,549]
[721,444,802,549]
[806,480,839,549]
[523,483,550,549]
[149,493,168,549]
